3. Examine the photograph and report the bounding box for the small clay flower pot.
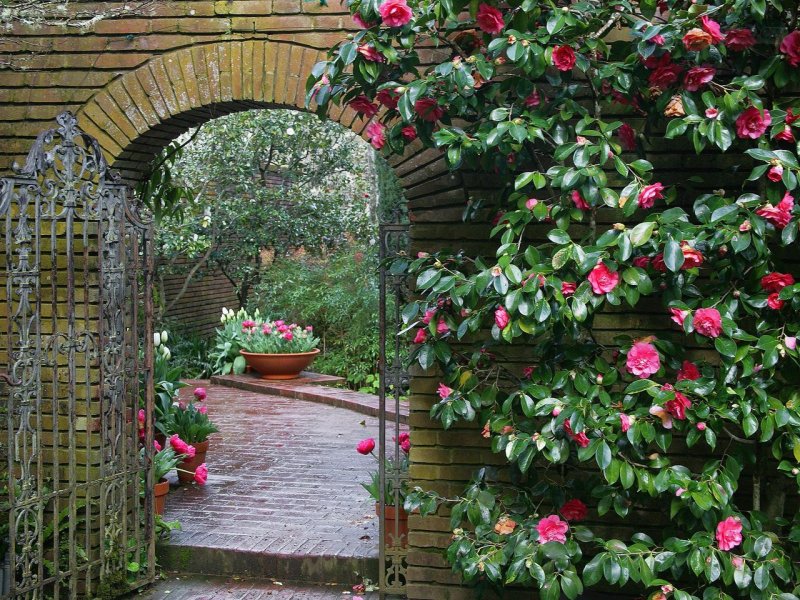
[240,349,320,380]
[377,503,408,549]
[154,479,170,516]
[177,439,209,484]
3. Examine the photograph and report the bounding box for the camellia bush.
[308,1,800,598]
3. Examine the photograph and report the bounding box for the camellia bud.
[552,406,562,416]
[613,223,626,231]
[793,468,799,476]
[466,55,477,63]
[732,290,741,298]
[434,260,443,268]
[513,118,524,125]
[394,86,406,94]
[696,422,706,431]
[718,245,728,256]
[596,374,604,384]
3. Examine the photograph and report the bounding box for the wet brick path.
[158,381,388,584]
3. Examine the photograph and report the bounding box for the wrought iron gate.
[0,113,155,598]
[378,218,410,598]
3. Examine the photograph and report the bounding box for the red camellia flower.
[559,499,588,522]
[735,107,772,139]
[571,190,590,210]
[775,124,796,143]
[677,360,701,381]
[422,308,436,324]
[436,318,449,334]
[194,463,208,485]
[414,97,444,122]
[561,282,576,296]
[681,244,704,269]
[563,421,590,448]
[378,0,413,27]
[725,28,756,51]
[638,182,665,209]
[692,307,722,338]
[780,31,800,67]
[626,341,661,378]
[588,262,619,295]
[413,328,427,344]
[618,123,637,151]
[716,516,743,551]
[768,164,784,182]
[401,125,417,142]
[552,45,576,71]
[682,28,712,51]
[700,15,724,44]
[536,515,569,543]
[357,438,376,455]
[365,122,386,150]
[761,272,795,293]
[358,44,384,62]
[633,256,651,268]
[757,191,795,229]
[662,383,691,420]
[376,89,398,109]
[649,62,683,89]
[475,3,504,34]
[768,293,785,310]
[683,66,715,92]
[525,90,541,107]
[495,306,510,329]
[705,107,719,119]
[349,95,378,118]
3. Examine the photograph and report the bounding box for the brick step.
[156,543,378,586]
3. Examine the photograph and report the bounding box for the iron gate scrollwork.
[0,112,155,599]
[378,216,410,598]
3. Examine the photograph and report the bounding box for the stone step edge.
[157,543,378,586]
[209,375,409,424]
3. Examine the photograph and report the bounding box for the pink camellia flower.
[194,463,208,485]
[732,556,744,569]
[525,90,541,107]
[552,45,576,71]
[357,438,376,455]
[414,97,444,122]
[437,383,453,399]
[700,15,724,44]
[138,408,145,424]
[739,220,752,232]
[366,122,386,150]
[677,360,701,381]
[633,256,651,269]
[422,308,436,325]
[563,421,590,448]
[761,272,795,293]
[588,262,619,295]
[681,244,704,269]
[475,3,504,34]
[692,307,722,338]
[561,282,576,296]
[776,124,796,143]
[768,293,785,310]
[559,499,588,522]
[768,164,784,182]
[757,191,794,229]
[170,435,196,458]
[401,125,417,142]
[735,107,772,139]
[620,413,632,433]
[536,515,569,544]
[697,421,707,431]
[716,516,743,551]
[725,28,756,51]
[705,107,719,119]
[358,44,384,62]
[198,405,208,414]
[349,95,378,118]
[650,405,673,429]
[413,328,427,344]
[376,89,398,109]
[683,28,712,51]
[683,65,715,92]
[786,336,797,350]
[638,182,665,209]
[571,190,590,211]
[676,487,686,497]
[194,387,207,401]
[618,123,636,151]
[663,383,691,420]
[627,341,660,378]
[378,0,413,27]
[495,306,510,329]
[525,198,538,210]
[352,12,374,28]
[670,308,689,327]
[436,318,449,335]
[154,439,162,452]
[780,31,800,67]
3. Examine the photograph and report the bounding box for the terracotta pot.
[240,349,320,380]
[177,439,209,484]
[377,503,408,548]
[154,479,170,516]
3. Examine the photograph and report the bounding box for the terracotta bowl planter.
[177,439,209,484]
[377,503,408,549]
[154,479,170,516]
[240,349,320,380]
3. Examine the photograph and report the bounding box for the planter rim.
[240,348,321,359]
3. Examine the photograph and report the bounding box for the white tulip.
[161,330,169,343]
[162,347,171,360]
[154,332,161,347]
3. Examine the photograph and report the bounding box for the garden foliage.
[309,0,800,598]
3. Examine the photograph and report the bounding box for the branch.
[161,243,215,317]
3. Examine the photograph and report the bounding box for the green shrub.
[249,245,380,390]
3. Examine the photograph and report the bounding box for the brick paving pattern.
[134,574,377,599]
[158,381,397,585]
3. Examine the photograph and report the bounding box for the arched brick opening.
[69,39,484,599]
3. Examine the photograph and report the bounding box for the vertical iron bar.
[378,222,388,598]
